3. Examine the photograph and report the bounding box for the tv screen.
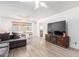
[48,21,66,35]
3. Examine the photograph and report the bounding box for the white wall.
[0,17,12,32]
[38,7,79,49]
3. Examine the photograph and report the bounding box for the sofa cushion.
[0,43,9,57]
[10,35,14,39]
[0,47,8,57]
[0,33,10,41]
[12,32,20,39]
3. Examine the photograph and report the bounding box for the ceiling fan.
[34,1,48,10]
[20,0,48,10]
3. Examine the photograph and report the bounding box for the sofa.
[0,43,9,57]
[0,32,27,57]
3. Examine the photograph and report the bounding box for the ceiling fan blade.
[34,1,40,10]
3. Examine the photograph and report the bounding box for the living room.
[0,0,79,58]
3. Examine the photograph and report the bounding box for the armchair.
[0,43,9,57]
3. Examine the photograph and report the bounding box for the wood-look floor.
[9,37,79,57]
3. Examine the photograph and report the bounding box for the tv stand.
[56,35,69,48]
[45,33,69,48]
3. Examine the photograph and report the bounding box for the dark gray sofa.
[0,32,27,57]
[0,38,27,49]
[0,32,27,48]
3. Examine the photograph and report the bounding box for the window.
[12,21,32,35]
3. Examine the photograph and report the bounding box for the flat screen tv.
[48,21,66,35]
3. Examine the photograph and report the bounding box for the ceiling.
[0,1,79,21]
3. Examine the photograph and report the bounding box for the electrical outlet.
[75,42,77,45]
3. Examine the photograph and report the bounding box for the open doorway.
[39,23,43,37]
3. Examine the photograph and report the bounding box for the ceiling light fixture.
[34,1,40,9]
[19,0,48,10]
[40,2,48,8]
[34,0,48,10]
